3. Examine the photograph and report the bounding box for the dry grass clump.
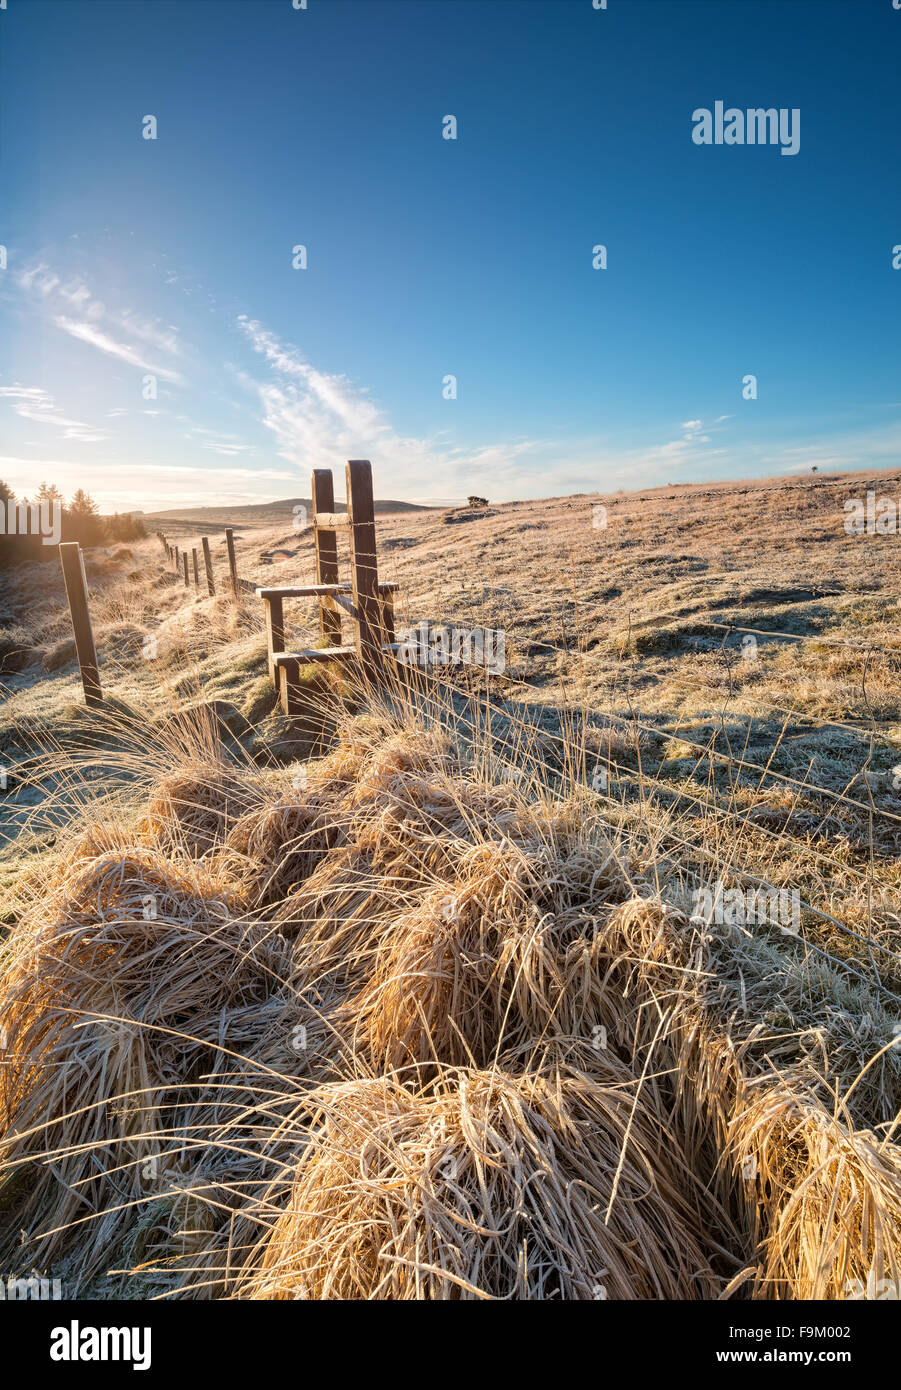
[726,1076,901,1299]
[139,766,259,858]
[0,846,282,1282]
[580,900,901,1300]
[234,1056,721,1301]
[9,819,139,903]
[346,825,630,1074]
[219,740,365,907]
[2,697,901,1300]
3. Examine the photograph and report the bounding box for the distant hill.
[142,496,433,529]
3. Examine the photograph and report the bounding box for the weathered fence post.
[225,528,239,598]
[381,585,396,647]
[59,542,102,708]
[173,545,179,574]
[346,459,382,681]
[264,594,285,687]
[192,548,200,589]
[182,552,189,586]
[201,536,216,595]
[312,469,342,646]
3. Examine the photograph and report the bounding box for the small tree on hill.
[68,488,103,546]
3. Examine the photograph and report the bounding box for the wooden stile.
[259,461,398,715]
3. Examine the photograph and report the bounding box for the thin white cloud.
[201,441,256,457]
[15,260,187,388]
[54,316,184,384]
[0,385,52,402]
[238,317,388,440]
[117,309,182,357]
[233,318,741,501]
[0,384,110,443]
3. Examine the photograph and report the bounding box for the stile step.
[257,581,398,600]
[273,646,357,666]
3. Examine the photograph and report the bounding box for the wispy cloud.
[234,319,747,502]
[54,317,184,384]
[238,316,388,441]
[117,309,183,357]
[15,260,187,386]
[235,317,565,499]
[236,317,432,490]
[0,384,110,443]
[200,441,256,457]
[0,386,50,402]
[8,252,899,511]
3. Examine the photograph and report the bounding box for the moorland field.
[1,464,900,1299]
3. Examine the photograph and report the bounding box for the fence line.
[419,602,901,828]
[50,465,901,994]
[385,655,901,992]
[54,522,253,707]
[364,587,901,983]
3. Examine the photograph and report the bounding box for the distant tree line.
[0,479,146,568]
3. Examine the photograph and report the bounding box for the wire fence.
[371,584,901,996]
[60,505,901,998]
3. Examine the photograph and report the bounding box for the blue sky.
[1,0,900,510]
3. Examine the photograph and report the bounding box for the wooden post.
[311,469,342,646]
[173,545,179,574]
[182,552,189,586]
[346,459,381,681]
[381,586,396,647]
[225,528,239,598]
[201,536,216,596]
[59,543,102,707]
[264,596,285,686]
[192,547,200,588]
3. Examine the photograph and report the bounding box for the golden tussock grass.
[1,683,900,1300]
